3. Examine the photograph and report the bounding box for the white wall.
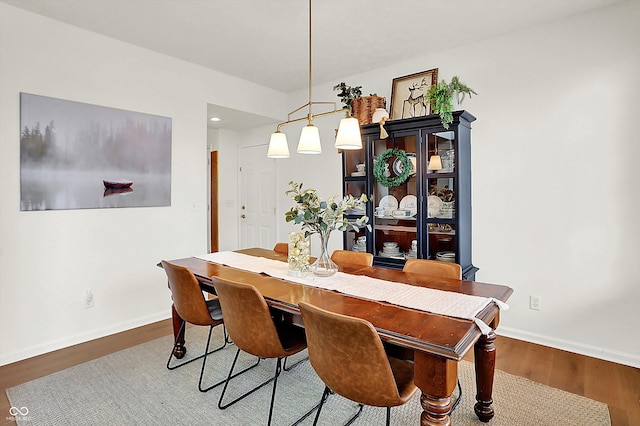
[0,4,287,366]
[268,2,640,366]
[450,1,640,367]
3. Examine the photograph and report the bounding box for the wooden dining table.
[162,248,513,426]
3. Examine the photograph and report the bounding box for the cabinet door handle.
[241,214,246,219]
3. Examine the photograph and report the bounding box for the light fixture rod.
[308,0,313,124]
[267,0,362,157]
[273,0,350,132]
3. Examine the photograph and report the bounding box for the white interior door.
[239,144,276,249]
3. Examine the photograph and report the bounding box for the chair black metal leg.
[311,386,331,426]
[199,325,256,392]
[166,322,228,371]
[449,379,463,414]
[290,387,328,426]
[198,325,216,391]
[203,345,261,394]
[282,354,308,371]
[266,358,283,426]
[386,407,391,426]
[218,348,273,410]
[311,386,363,426]
[166,322,242,393]
[343,403,364,426]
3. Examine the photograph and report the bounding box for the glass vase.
[312,230,338,277]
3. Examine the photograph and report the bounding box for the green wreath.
[373,148,411,187]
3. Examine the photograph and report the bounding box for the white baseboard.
[0,311,171,367]
[498,326,640,369]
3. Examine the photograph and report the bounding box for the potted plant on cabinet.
[333,82,386,125]
[427,76,477,129]
[333,82,362,113]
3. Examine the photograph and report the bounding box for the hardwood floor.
[462,337,640,425]
[1,320,638,425]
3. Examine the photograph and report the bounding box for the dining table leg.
[473,330,497,422]
[414,351,458,426]
[171,304,186,359]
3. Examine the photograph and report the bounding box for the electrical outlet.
[529,295,541,311]
[85,289,94,309]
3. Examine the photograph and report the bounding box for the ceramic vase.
[371,108,389,123]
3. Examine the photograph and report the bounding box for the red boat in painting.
[103,187,133,197]
[103,179,133,189]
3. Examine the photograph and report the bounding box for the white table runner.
[195,251,508,334]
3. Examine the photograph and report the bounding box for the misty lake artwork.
[20,93,172,210]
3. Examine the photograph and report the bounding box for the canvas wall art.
[389,68,438,120]
[20,93,172,210]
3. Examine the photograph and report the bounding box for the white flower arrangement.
[288,231,311,276]
[285,181,371,277]
[284,181,370,236]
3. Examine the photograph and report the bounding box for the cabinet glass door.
[426,130,457,262]
[372,134,418,261]
[342,149,368,252]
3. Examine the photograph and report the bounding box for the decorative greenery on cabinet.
[427,76,477,129]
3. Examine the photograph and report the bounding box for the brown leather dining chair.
[330,249,374,267]
[161,260,230,392]
[402,258,462,279]
[212,277,308,426]
[298,301,418,425]
[273,242,289,255]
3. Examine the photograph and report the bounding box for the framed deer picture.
[389,68,438,120]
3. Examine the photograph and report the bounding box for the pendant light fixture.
[267,0,362,158]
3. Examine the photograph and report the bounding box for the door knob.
[241,214,246,219]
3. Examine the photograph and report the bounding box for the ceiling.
[2,0,626,129]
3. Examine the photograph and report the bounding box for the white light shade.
[297,125,322,154]
[428,155,442,170]
[335,117,363,150]
[267,131,290,158]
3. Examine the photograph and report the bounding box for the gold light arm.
[277,102,348,132]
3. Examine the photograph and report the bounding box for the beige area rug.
[6,326,610,425]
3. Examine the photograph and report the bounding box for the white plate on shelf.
[379,250,405,259]
[427,195,443,218]
[399,195,417,216]
[392,209,411,218]
[392,153,417,177]
[346,207,366,215]
[436,251,456,263]
[378,195,398,210]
